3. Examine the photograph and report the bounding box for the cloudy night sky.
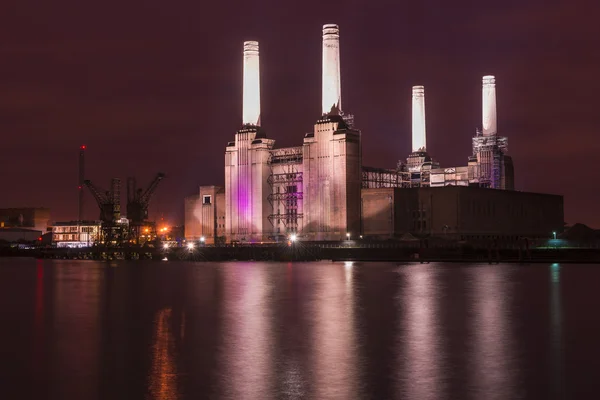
[1,0,599,227]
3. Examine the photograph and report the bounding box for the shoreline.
[2,244,600,264]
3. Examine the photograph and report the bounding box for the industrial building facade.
[361,187,563,240]
[185,24,563,244]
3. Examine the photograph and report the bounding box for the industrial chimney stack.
[412,86,426,152]
[322,24,342,115]
[242,41,260,126]
[482,75,497,136]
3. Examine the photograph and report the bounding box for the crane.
[84,178,121,223]
[84,178,122,244]
[126,173,165,243]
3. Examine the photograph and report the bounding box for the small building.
[184,186,225,245]
[0,228,42,243]
[0,207,50,232]
[52,221,101,248]
[361,186,563,240]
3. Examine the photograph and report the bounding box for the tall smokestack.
[242,41,260,126]
[412,86,426,152]
[482,75,497,136]
[322,24,341,115]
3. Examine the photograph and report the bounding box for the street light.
[200,236,205,243]
[187,242,194,250]
[346,232,350,240]
[163,243,169,249]
[553,231,557,239]
[290,234,297,242]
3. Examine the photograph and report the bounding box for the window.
[203,195,212,205]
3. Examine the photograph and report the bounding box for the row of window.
[53,226,98,233]
[53,234,97,241]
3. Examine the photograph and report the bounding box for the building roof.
[0,227,42,233]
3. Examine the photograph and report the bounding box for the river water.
[0,258,599,399]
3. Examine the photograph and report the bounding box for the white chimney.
[242,41,260,126]
[322,24,342,115]
[482,75,497,136]
[412,85,426,152]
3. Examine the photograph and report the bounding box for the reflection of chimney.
[242,41,260,126]
[482,75,497,136]
[412,86,426,152]
[322,24,341,115]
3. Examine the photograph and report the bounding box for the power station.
[185,24,563,244]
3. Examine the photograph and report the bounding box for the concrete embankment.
[2,244,600,263]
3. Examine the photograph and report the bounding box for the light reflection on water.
[468,266,516,399]
[0,259,598,399]
[397,264,442,400]
[310,262,358,400]
[147,308,178,400]
[217,263,274,399]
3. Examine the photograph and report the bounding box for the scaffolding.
[361,164,412,189]
[267,147,303,235]
[472,129,508,189]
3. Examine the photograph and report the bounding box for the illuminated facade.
[52,221,101,248]
[221,24,360,243]
[184,25,542,243]
[185,186,225,244]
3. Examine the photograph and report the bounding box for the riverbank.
[2,244,600,263]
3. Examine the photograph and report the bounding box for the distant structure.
[0,208,50,233]
[185,24,562,244]
[78,145,86,221]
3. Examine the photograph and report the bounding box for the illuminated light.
[80,145,86,150]
[322,24,342,114]
[187,242,194,250]
[200,236,205,243]
[344,261,353,268]
[290,234,297,242]
[346,232,350,239]
[482,75,497,136]
[144,228,149,233]
[359,235,363,239]
[412,85,426,152]
[243,41,261,126]
[163,243,169,249]
[553,231,557,239]
[78,186,82,190]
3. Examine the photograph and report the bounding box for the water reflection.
[217,263,274,398]
[311,263,359,399]
[148,308,179,400]
[51,263,102,399]
[4,260,599,399]
[33,260,45,372]
[550,263,564,399]
[398,265,442,399]
[469,266,515,399]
